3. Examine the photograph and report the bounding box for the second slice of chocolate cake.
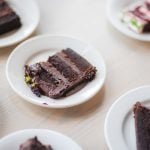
[133,102,150,150]
[25,48,97,99]
[0,0,21,35]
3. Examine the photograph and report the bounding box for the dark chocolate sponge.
[134,102,150,150]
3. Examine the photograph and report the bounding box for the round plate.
[104,85,150,150]
[0,129,82,150]
[0,0,40,47]
[6,35,106,108]
[106,0,150,41]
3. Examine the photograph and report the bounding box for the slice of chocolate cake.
[133,102,150,150]
[0,0,21,35]
[25,48,97,99]
[19,136,53,150]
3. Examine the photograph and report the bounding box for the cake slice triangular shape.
[133,102,150,150]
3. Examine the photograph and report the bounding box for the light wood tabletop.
[1,0,150,149]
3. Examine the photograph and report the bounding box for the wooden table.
[1,0,150,149]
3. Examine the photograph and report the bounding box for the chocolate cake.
[121,0,150,33]
[0,0,21,35]
[25,48,97,99]
[133,102,150,150]
[19,136,53,150]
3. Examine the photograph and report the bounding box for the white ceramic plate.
[0,0,40,47]
[6,35,106,108]
[106,0,150,41]
[0,129,82,150]
[104,85,150,150]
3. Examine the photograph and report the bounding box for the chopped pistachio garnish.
[31,83,36,87]
[130,19,141,29]
[25,76,32,83]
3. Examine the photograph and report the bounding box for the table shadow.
[18,84,106,119]
[54,85,106,118]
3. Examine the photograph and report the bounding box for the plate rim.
[6,34,106,108]
[0,129,83,150]
[104,85,150,150]
[0,0,40,47]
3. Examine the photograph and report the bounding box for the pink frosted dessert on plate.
[121,0,150,33]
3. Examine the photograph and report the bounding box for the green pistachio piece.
[31,83,36,87]
[130,19,141,29]
[25,76,32,83]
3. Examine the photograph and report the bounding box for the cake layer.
[25,63,70,98]
[0,5,12,17]
[0,0,7,8]
[61,48,96,80]
[36,63,69,98]
[62,48,92,72]
[49,48,96,80]
[48,55,78,82]
[134,102,150,150]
